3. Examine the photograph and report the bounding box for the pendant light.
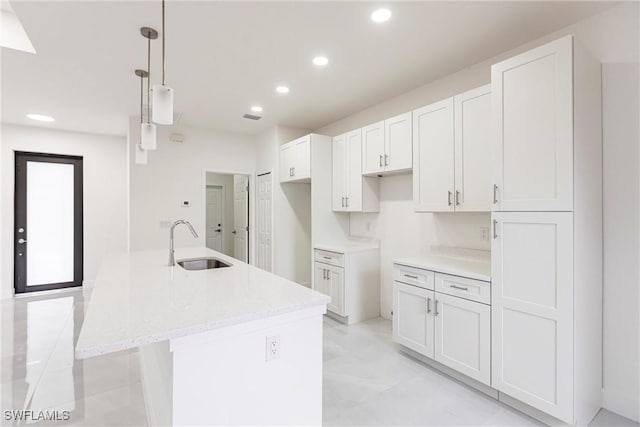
[134,68,149,164]
[140,27,158,150]
[152,0,174,125]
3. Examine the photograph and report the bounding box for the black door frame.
[14,152,83,294]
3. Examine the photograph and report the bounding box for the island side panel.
[170,306,325,426]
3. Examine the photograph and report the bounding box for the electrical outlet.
[480,227,490,241]
[265,335,280,361]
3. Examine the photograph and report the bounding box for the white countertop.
[314,240,379,254]
[75,248,329,359]
[394,254,491,282]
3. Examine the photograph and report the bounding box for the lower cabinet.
[315,262,345,315]
[393,265,491,386]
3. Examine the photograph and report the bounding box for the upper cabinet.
[413,85,491,212]
[491,36,573,211]
[280,135,311,183]
[362,112,412,176]
[332,130,379,212]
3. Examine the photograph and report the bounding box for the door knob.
[18,238,27,244]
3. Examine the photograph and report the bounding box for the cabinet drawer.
[435,273,490,305]
[393,264,434,290]
[314,249,344,267]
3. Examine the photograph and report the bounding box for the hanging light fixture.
[140,27,158,149]
[134,69,149,164]
[152,0,174,125]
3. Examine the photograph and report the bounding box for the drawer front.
[393,264,434,290]
[435,273,490,305]
[314,249,344,267]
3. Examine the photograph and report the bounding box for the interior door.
[345,129,363,211]
[492,36,573,212]
[256,172,272,272]
[434,292,491,385]
[454,85,492,212]
[384,112,412,172]
[332,134,346,211]
[491,211,574,422]
[205,186,224,252]
[392,281,434,358]
[233,175,249,262]
[413,97,455,212]
[361,121,385,175]
[14,152,83,294]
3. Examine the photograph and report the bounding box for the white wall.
[128,118,256,256]
[205,172,235,257]
[601,63,640,422]
[0,124,128,298]
[314,3,639,419]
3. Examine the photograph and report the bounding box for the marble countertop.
[75,248,329,359]
[394,254,491,282]
[314,240,379,254]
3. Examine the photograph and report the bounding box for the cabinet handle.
[447,191,453,206]
[384,154,389,166]
[493,219,498,239]
[455,190,461,206]
[292,167,295,176]
[341,197,345,208]
[426,297,432,314]
[345,197,349,208]
[323,256,332,260]
[404,274,418,279]
[379,155,383,167]
[435,300,439,316]
[493,184,498,204]
[450,284,468,291]
[323,268,327,280]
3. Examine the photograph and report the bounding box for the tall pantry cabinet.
[490,35,602,425]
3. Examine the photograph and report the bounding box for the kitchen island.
[76,247,329,426]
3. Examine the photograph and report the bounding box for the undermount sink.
[176,257,231,271]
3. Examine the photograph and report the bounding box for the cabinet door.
[332,134,346,211]
[491,212,573,423]
[345,129,363,211]
[362,121,385,175]
[313,262,327,295]
[434,293,490,385]
[454,85,492,212]
[492,36,573,211]
[292,136,311,180]
[279,142,294,183]
[326,264,345,316]
[384,112,412,173]
[413,98,455,212]
[393,281,435,358]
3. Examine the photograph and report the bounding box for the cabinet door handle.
[379,155,383,167]
[323,268,327,280]
[384,154,389,166]
[341,197,345,207]
[426,297,431,314]
[323,256,332,260]
[493,219,498,239]
[435,300,439,316]
[404,274,418,279]
[345,197,349,207]
[455,190,461,206]
[493,184,498,204]
[292,167,295,176]
[447,191,453,206]
[450,284,468,291]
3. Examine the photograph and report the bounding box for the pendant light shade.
[152,84,173,125]
[152,0,173,125]
[141,122,157,150]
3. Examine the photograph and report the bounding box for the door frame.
[205,184,225,253]
[14,151,83,294]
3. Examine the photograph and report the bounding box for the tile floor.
[0,289,637,426]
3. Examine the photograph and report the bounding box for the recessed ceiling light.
[312,56,329,67]
[26,113,55,122]
[371,8,392,23]
[250,105,263,113]
[276,85,290,94]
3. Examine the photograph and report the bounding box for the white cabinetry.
[393,263,492,386]
[332,130,379,212]
[313,246,379,324]
[491,35,602,425]
[413,85,491,212]
[280,135,311,183]
[362,112,412,176]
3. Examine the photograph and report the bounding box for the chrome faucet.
[169,220,199,266]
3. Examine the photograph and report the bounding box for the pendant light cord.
[162,0,165,86]
[147,36,151,123]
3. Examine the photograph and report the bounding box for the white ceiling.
[1,1,617,137]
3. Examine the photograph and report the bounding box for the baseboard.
[1,288,14,300]
[82,280,95,289]
[603,387,640,422]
